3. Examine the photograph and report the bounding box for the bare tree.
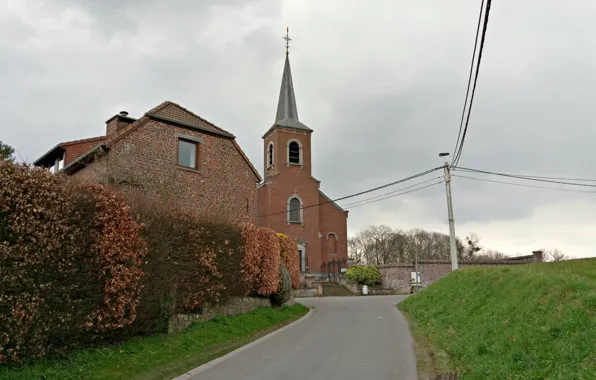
[464,232,482,259]
[474,248,509,260]
[348,225,502,265]
[544,248,568,262]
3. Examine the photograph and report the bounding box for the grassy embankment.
[399,259,596,380]
[1,304,309,380]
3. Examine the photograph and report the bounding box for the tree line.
[348,225,567,265]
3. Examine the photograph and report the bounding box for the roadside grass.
[400,308,456,380]
[0,304,309,380]
[398,259,596,380]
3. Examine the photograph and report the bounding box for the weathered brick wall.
[318,191,349,272]
[167,297,271,333]
[379,265,413,293]
[69,154,108,184]
[72,118,259,223]
[379,255,542,292]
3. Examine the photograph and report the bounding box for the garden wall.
[167,297,271,333]
[378,252,544,293]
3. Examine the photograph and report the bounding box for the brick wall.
[379,253,543,293]
[167,297,270,333]
[257,127,348,276]
[71,116,259,223]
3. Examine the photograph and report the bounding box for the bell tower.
[257,28,347,278]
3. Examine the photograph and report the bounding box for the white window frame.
[267,142,274,168]
[298,243,307,272]
[287,194,304,224]
[287,139,303,166]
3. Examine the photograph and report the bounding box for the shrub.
[123,199,245,335]
[278,233,300,289]
[345,266,382,286]
[239,223,280,296]
[0,161,146,364]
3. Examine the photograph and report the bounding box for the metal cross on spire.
[283,26,291,55]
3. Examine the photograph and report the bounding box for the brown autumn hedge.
[123,199,247,335]
[240,223,281,296]
[0,159,292,363]
[0,160,147,364]
[278,233,300,289]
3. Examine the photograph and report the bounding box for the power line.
[341,181,443,209]
[265,180,443,227]
[338,176,443,207]
[453,174,596,193]
[257,166,443,218]
[453,166,596,188]
[452,0,493,167]
[452,0,485,162]
[495,173,596,183]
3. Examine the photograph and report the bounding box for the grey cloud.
[2,0,596,254]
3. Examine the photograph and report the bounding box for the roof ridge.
[59,136,106,147]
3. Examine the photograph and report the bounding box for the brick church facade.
[33,41,348,279]
[256,51,349,277]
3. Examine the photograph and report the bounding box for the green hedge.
[345,266,382,286]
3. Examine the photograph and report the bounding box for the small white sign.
[340,268,347,273]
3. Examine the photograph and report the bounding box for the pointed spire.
[270,27,312,133]
[275,54,299,123]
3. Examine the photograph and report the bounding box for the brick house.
[33,49,349,279]
[256,51,349,278]
[33,101,261,222]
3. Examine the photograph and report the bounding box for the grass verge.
[399,307,456,380]
[398,259,596,379]
[0,304,309,380]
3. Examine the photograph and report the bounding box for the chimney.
[532,250,544,263]
[106,111,136,137]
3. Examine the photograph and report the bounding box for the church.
[256,32,349,278]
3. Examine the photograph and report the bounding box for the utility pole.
[443,161,459,270]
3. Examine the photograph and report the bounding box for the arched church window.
[288,197,302,222]
[267,142,274,167]
[288,141,300,164]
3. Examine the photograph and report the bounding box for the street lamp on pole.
[439,152,458,270]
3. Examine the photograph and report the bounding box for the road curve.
[183,295,417,380]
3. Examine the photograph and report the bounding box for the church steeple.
[267,27,312,136]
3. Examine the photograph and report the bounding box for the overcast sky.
[2,0,595,258]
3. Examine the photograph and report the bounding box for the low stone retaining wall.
[293,288,318,297]
[344,282,406,295]
[168,296,271,333]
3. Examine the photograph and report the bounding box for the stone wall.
[378,252,544,293]
[293,288,318,297]
[344,282,406,295]
[167,297,271,333]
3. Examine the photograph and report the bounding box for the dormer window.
[267,142,274,168]
[288,141,301,164]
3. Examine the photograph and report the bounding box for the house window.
[288,141,300,164]
[267,142,274,167]
[288,197,302,223]
[178,139,198,169]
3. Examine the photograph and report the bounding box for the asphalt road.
[185,295,418,380]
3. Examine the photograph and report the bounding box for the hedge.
[278,233,300,289]
[344,266,382,286]
[0,160,147,364]
[0,159,296,364]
